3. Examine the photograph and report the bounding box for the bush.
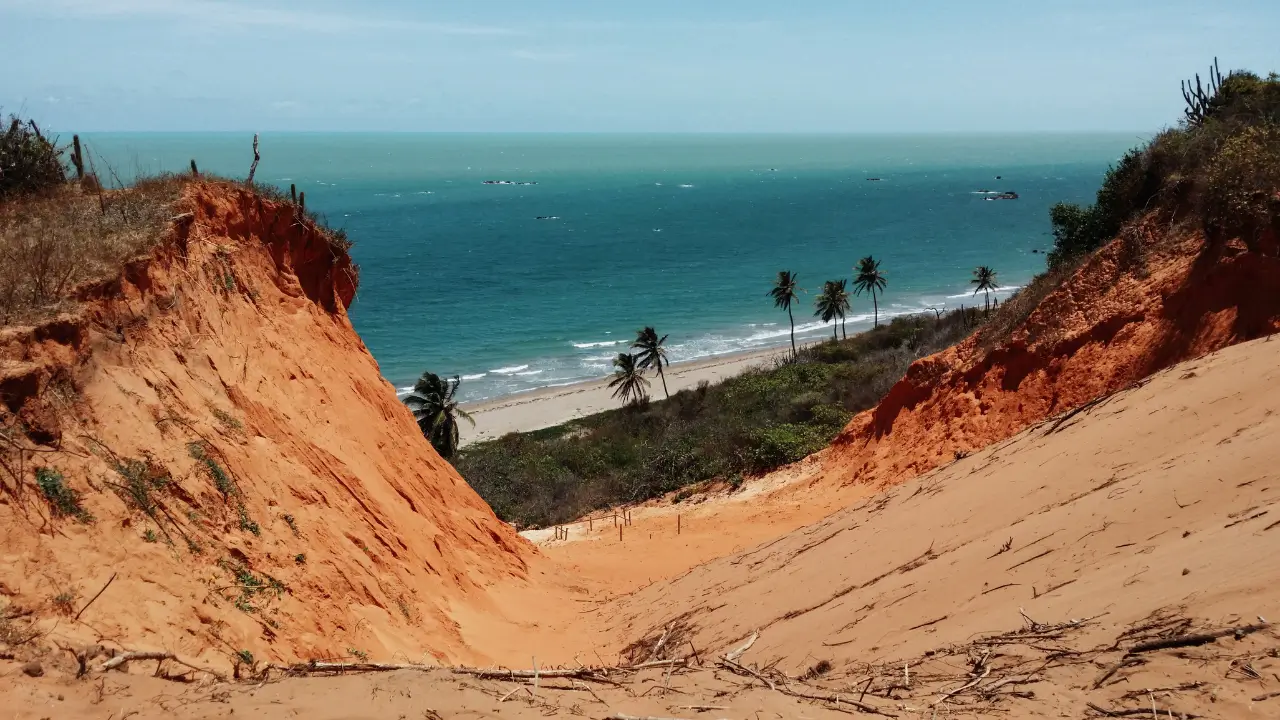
[35,467,92,522]
[1204,124,1280,244]
[0,114,65,200]
[1048,65,1280,268]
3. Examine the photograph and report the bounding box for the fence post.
[619,525,622,542]
[677,514,681,535]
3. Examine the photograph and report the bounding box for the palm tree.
[972,266,999,314]
[632,326,670,399]
[852,255,888,328]
[814,280,850,342]
[403,371,474,459]
[607,353,650,406]
[768,270,801,357]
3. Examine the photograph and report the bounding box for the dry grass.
[0,175,185,326]
[974,259,1085,351]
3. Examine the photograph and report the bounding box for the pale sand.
[457,342,812,445]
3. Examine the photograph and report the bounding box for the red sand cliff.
[0,182,531,667]
[817,215,1280,487]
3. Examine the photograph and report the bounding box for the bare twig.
[1125,623,1270,654]
[74,572,117,621]
[99,651,224,680]
[246,134,260,184]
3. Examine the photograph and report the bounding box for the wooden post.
[589,517,592,531]
[613,511,617,527]
[619,525,622,542]
[247,133,260,184]
[677,514,681,535]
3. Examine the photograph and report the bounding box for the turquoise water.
[82,133,1143,402]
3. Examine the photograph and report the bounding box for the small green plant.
[347,648,369,662]
[237,504,260,536]
[672,488,694,504]
[186,538,203,555]
[727,473,745,492]
[294,553,306,565]
[51,590,77,615]
[236,649,254,666]
[112,456,169,519]
[188,442,234,496]
[35,467,92,522]
[281,513,299,536]
[212,408,243,431]
[143,528,158,543]
[396,597,413,622]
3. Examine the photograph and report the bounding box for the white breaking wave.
[461,373,487,380]
[679,184,695,188]
[489,364,530,375]
[945,284,1023,300]
[572,340,621,349]
[515,370,543,376]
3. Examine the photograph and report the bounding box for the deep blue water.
[82,133,1144,402]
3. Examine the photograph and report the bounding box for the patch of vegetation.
[1,113,65,200]
[2,115,358,326]
[188,441,234,497]
[347,648,369,662]
[51,589,77,615]
[110,456,170,520]
[143,528,158,543]
[236,649,254,666]
[294,553,306,565]
[456,311,976,527]
[1048,64,1280,267]
[217,558,285,614]
[189,441,261,536]
[211,407,243,431]
[35,467,93,522]
[281,513,299,536]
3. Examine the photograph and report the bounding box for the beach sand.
[458,342,808,445]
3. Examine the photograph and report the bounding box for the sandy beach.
[458,342,809,445]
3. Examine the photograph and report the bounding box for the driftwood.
[717,659,896,717]
[453,658,686,683]
[723,631,758,662]
[1125,623,1270,654]
[607,714,724,720]
[277,661,433,674]
[99,651,224,680]
[1087,702,1202,718]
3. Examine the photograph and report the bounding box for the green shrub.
[0,114,65,200]
[1204,124,1280,244]
[1048,65,1280,268]
[35,467,92,522]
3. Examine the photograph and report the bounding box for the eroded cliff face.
[817,215,1280,487]
[0,182,531,667]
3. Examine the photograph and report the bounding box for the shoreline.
[457,340,818,446]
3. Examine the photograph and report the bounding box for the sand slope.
[7,330,1279,719]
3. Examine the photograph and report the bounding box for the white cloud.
[1,0,520,36]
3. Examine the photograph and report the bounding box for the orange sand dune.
[0,183,532,668]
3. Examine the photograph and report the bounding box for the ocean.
[82,132,1144,403]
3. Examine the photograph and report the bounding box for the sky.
[1,0,1277,133]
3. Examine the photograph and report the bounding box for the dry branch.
[1124,622,1270,654]
[99,651,224,680]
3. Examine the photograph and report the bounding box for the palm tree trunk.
[787,305,796,357]
[658,365,669,399]
[832,323,838,342]
[841,317,847,340]
[873,291,879,328]
[985,291,990,315]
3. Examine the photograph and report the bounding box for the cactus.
[298,191,305,213]
[190,159,200,177]
[290,183,297,204]
[1181,57,1224,127]
[70,135,85,180]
